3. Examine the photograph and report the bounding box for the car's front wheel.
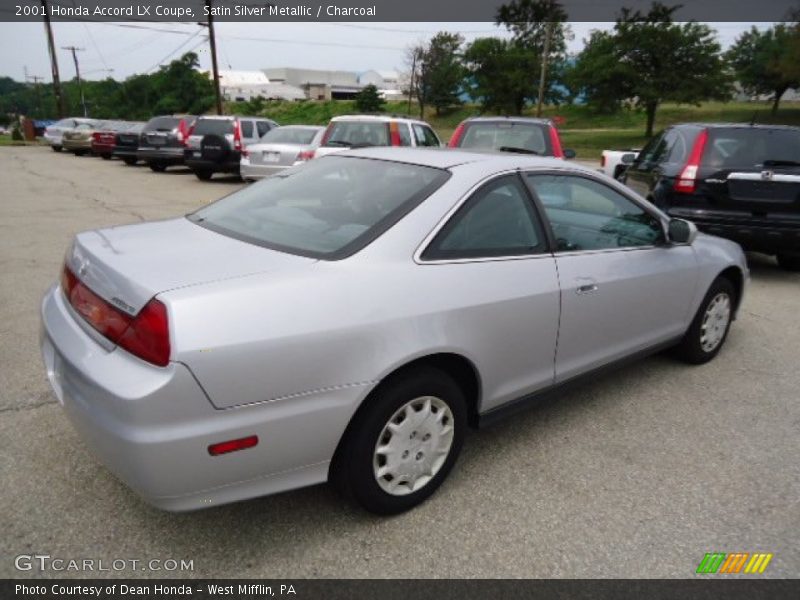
[52,145,62,152]
[675,277,736,364]
[122,157,137,166]
[332,366,466,515]
[149,161,166,172]
[194,169,213,181]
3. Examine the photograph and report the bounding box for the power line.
[145,27,205,72]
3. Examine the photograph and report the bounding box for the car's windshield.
[324,121,390,147]
[188,156,449,258]
[193,119,235,136]
[261,127,321,145]
[144,117,180,132]
[459,122,552,155]
[703,128,800,170]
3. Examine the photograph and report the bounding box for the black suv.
[137,115,197,172]
[622,123,800,270]
[184,116,278,180]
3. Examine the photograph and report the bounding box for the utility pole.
[536,21,554,118]
[40,0,66,117]
[26,72,45,117]
[202,0,223,115]
[407,50,417,116]
[62,46,87,117]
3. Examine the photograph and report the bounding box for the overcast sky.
[0,21,763,82]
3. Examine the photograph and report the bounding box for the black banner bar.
[4,0,800,22]
[3,579,800,600]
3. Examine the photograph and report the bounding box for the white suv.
[314,114,441,158]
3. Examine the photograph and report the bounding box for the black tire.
[777,253,800,271]
[194,169,213,181]
[73,149,87,156]
[122,157,137,166]
[101,153,112,160]
[52,145,62,152]
[331,366,467,515]
[674,277,736,364]
[149,161,167,173]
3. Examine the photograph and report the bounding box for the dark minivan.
[622,123,800,270]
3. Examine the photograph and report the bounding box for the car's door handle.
[576,283,599,295]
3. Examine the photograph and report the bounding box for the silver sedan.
[240,125,324,181]
[40,148,748,514]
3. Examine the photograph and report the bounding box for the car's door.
[526,172,698,382]
[420,174,560,410]
[623,130,670,198]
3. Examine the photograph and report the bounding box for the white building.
[358,70,406,100]
[207,70,305,102]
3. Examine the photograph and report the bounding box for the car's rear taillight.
[548,126,565,158]
[296,149,315,161]
[674,129,709,194]
[61,265,170,367]
[389,121,401,146]
[448,122,466,147]
[92,132,102,142]
[233,120,243,152]
[600,155,606,167]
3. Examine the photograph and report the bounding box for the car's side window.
[413,124,440,147]
[398,123,413,147]
[240,120,254,139]
[256,121,272,137]
[527,174,664,252]
[633,132,666,169]
[422,175,546,260]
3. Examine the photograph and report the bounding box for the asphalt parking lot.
[1,146,798,579]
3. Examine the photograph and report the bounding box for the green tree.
[354,84,386,113]
[408,32,465,117]
[727,24,800,114]
[463,37,540,114]
[496,0,571,114]
[567,2,731,136]
[150,52,215,115]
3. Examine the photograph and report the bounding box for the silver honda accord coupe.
[40,147,748,514]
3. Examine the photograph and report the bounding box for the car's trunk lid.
[248,143,305,166]
[67,217,316,315]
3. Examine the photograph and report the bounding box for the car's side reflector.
[208,435,259,456]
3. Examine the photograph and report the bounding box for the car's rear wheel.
[331,366,466,515]
[101,153,112,160]
[122,157,137,166]
[52,145,62,152]
[675,277,736,364]
[74,149,87,156]
[149,161,166,172]
[194,169,213,181]
[777,253,800,272]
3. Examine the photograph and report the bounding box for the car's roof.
[671,122,800,131]
[336,146,594,173]
[276,124,324,130]
[330,114,430,124]
[462,116,554,126]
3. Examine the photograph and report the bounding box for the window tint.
[702,128,800,169]
[458,122,551,155]
[423,176,544,260]
[256,121,273,137]
[527,174,664,251]
[664,128,691,163]
[398,123,412,147]
[144,116,180,132]
[413,124,440,147]
[260,127,320,144]
[189,156,449,259]
[323,121,389,147]
[193,119,234,136]
[240,121,254,138]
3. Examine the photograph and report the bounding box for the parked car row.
[603,123,800,271]
[43,113,577,182]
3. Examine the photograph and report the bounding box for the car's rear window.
[261,127,321,145]
[458,121,553,155]
[193,119,235,136]
[188,156,449,259]
[144,117,179,132]
[703,128,800,170]
[323,121,390,147]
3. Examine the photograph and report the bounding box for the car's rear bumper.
[185,155,241,174]
[239,160,294,180]
[113,146,139,158]
[63,139,92,151]
[92,143,115,155]
[137,146,184,164]
[668,208,800,255]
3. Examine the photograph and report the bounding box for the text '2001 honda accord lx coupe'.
[40,148,748,514]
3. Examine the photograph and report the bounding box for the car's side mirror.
[667,218,698,245]
[563,148,576,159]
[621,152,635,164]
